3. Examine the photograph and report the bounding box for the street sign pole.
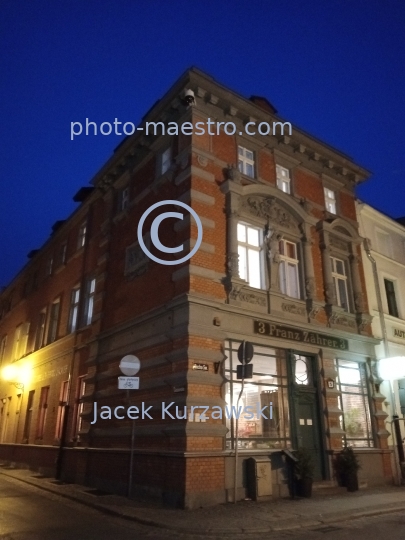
[119,355,141,499]
[233,341,254,504]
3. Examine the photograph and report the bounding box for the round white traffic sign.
[119,355,141,376]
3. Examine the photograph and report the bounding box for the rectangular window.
[335,359,373,447]
[77,222,87,249]
[59,243,67,266]
[160,147,172,175]
[36,386,49,439]
[279,240,300,299]
[23,390,35,442]
[68,287,80,333]
[47,299,61,344]
[83,278,96,326]
[324,188,337,214]
[384,279,399,318]
[119,187,130,212]
[55,380,69,440]
[331,257,349,311]
[0,336,7,366]
[238,146,255,178]
[13,322,30,360]
[46,256,54,276]
[73,376,86,440]
[237,223,264,289]
[276,165,291,194]
[35,310,47,350]
[225,341,290,450]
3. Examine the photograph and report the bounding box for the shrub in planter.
[334,447,360,492]
[293,448,315,498]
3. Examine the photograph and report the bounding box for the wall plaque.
[254,320,349,351]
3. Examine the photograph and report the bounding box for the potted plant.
[293,447,315,497]
[334,447,360,492]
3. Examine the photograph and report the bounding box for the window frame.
[276,164,291,194]
[35,309,47,350]
[68,286,81,333]
[237,222,266,290]
[384,278,399,318]
[77,222,87,249]
[324,187,337,214]
[83,278,96,326]
[335,358,374,448]
[238,145,255,178]
[47,298,61,344]
[0,336,7,366]
[36,386,50,440]
[331,256,350,311]
[279,238,301,299]
[160,147,172,175]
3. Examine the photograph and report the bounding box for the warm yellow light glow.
[2,365,18,381]
[1,362,32,384]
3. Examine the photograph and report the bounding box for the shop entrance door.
[288,352,325,481]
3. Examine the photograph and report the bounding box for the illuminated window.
[0,336,7,366]
[324,188,336,214]
[83,278,96,326]
[23,390,35,442]
[237,223,265,289]
[13,322,30,360]
[73,376,86,440]
[238,146,255,178]
[335,359,373,447]
[77,222,87,249]
[279,239,300,299]
[68,287,80,333]
[225,341,290,450]
[276,165,291,194]
[331,257,349,311]
[119,187,130,211]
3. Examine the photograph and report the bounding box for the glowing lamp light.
[378,357,405,381]
[2,365,18,381]
[1,363,32,385]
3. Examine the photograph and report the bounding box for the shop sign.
[254,320,349,351]
[393,328,405,339]
[192,363,208,371]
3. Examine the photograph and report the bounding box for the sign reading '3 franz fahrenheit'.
[253,320,349,351]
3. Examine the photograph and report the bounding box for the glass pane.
[245,150,254,160]
[338,278,348,310]
[247,249,261,288]
[286,242,296,259]
[279,261,286,294]
[238,160,243,172]
[338,365,361,385]
[246,163,254,177]
[237,223,246,242]
[295,356,309,385]
[247,227,259,247]
[238,246,247,280]
[336,259,344,275]
[238,146,243,156]
[287,262,299,298]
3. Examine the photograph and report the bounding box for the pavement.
[1,465,405,536]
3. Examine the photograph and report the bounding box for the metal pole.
[128,417,136,497]
[233,341,246,504]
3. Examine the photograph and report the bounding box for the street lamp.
[378,356,405,483]
[1,363,32,442]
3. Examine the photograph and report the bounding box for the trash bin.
[246,457,272,500]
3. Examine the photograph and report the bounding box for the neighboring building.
[0,68,392,508]
[357,202,405,473]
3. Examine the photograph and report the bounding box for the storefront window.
[335,359,374,447]
[225,341,290,450]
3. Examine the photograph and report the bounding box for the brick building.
[0,68,393,507]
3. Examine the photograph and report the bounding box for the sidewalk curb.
[2,470,405,535]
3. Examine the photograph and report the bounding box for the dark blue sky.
[1,0,404,287]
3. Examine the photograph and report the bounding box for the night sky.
[1,0,404,287]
